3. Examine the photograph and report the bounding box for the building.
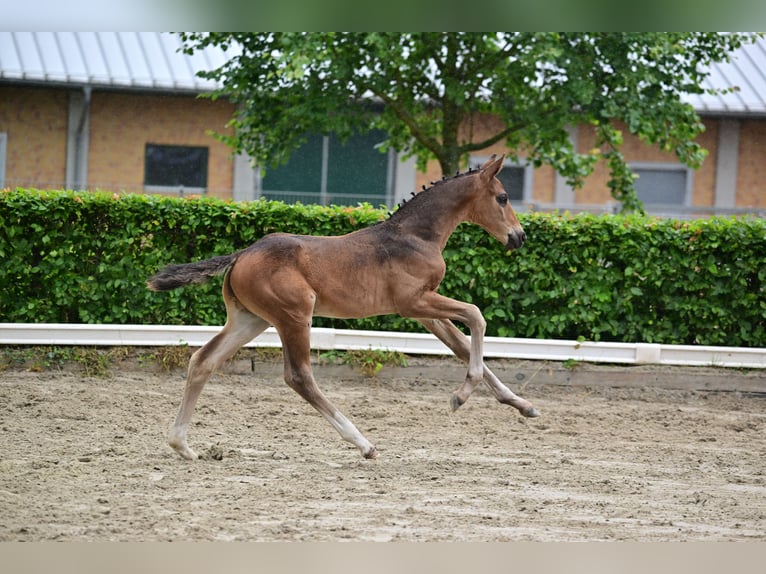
[1,32,764,216]
[0,32,416,207]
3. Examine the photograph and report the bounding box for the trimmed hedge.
[1,188,764,347]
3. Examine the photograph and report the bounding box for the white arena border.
[1,323,764,369]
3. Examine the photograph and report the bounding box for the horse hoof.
[364,447,379,459]
[522,406,541,418]
[450,395,464,412]
[170,442,199,461]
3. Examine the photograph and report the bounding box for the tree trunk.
[437,149,460,177]
[438,34,462,177]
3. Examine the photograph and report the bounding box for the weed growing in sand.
[319,348,408,378]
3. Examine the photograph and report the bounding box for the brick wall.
[0,86,68,189]
[3,84,763,209]
[575,120,713,206]
[692,119,718,207]
[413,114,763,210]
[736,120,766,208]
[87,92,236,198]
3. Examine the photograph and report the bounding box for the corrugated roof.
[682,35,766,115]
[1,32,765,114]
[0,32,238,93]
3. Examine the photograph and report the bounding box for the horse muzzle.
[506,230,526,250]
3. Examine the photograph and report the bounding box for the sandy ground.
[1,356,764,541]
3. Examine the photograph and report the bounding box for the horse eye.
[496,194,508,206]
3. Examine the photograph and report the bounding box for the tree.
[181,32,757,212]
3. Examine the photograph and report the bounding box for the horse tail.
[147,254,236,291]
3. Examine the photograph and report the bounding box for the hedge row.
[1,189,764,347]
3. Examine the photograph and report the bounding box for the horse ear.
[480,154,505,182]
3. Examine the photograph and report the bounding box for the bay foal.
[148,154,539,461]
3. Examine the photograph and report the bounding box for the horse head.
[469,154,526,250]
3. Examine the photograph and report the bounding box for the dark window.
[326,130,389,206]
[497,166,526,201]
[633,167,687,205]
[471,159,527,201]
[145,144,208,189]
[260,135,324,203]
[261,130,391,206]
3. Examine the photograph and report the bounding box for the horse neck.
[391,177,475,250]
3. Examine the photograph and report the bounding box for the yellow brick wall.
[0,86,68,189]
[2,84,764,209]
[580,119,719,208]
[414,115,738,209]
[692,119,718,207]
[87,92,236,198]
[736,120,766,207]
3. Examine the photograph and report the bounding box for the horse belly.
[312,287,397,319]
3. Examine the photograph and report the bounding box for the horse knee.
[470,305,486,334]
[283,366,322,404]
[285,368,312,386]
[283,372,297,391]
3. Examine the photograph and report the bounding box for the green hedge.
[1,189,764,347]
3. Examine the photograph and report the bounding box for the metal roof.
[0,32,238,93]
[682,35,766,116]
[1,32,765,114]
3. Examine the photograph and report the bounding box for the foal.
[148,154,539,461]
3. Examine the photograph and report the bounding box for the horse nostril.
[507,231,526,250]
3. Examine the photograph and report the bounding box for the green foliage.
[2,189,765,347]
[346,349,409,378]
[0,189,384,327]
[320,348,409,378]
[180,32,759,212]
[440,212,766,347]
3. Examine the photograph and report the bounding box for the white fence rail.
[1,323,764,369]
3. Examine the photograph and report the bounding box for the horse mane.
[385,167,478,223]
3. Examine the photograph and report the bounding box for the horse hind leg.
[168,302,270,460]
[278,323,378,459]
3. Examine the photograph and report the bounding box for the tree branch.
[458,121,527,154]
[374,91,443,159]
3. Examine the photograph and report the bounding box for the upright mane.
[386,167,479,223]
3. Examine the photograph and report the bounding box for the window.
[144,144,208,194]
[260,135,323,203]
[496,165,526,201]
[632,164,690,206]
[470,157,531,202]
[326,130,392,206]
[260,130,394,207]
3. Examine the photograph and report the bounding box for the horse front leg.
[418,318,540,418]
[400,292,488,408]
